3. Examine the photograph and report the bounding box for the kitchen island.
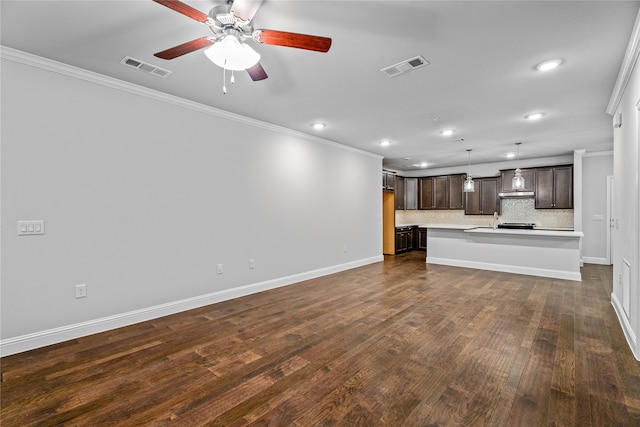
[426,226,583,281]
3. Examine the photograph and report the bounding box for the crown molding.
[607,8,640,115]
[583,150,613,158]
[0,46,382,161]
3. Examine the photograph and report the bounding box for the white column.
[574,149,585,266]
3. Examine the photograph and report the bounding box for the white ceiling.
[1,1,638,171]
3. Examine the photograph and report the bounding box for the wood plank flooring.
[2,252,640,426]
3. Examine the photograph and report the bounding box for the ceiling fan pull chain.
[223,60,227,94]
[231,71,235,85]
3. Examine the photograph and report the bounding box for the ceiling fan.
[152,0,332,83]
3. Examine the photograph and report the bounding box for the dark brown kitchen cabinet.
[395,226,416,254]
[434,176,448,209]
[553,166,573,208]
[395,176,405,210]
[404,178,418,210]
[448,174,465,209]
[417,228,428,250]
[419,176,449,210]
[382,170,396,191]
[534,165,573,209]
[464,177,501,215]
[500,168,534,192]
[419,177,433,209]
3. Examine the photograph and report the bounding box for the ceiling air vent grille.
[381,55,429,78]
[120,56,172,78]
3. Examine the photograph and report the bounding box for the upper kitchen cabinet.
[534,165,573,209]
[448,174,465,209]
[395,176,405,210]
[382,170,396,191]
[419,176,449,210]
[405,178,418,210]
[465,177,501,215]
[500,168,534,193]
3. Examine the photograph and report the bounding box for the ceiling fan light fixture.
[204,35,260,71]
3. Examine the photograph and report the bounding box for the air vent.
[381,55,429,78]
[120,56,172,78]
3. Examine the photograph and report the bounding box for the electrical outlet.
[249,259,255,269]
[217,264,223,274]
[75,284,87,299]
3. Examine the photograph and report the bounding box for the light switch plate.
[17,220,45,236]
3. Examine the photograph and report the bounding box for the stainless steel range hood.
[498,191,535,198]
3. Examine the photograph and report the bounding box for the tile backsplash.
[396,198,574,228]
[500,198,573,226]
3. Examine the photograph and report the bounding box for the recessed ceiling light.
[440,129,454,137]
[413,162,428,168]
[535,59,563,72]
[506,152,516,159]
[525,112,545,120]
[312,123,326,130]
[379,140,391,146]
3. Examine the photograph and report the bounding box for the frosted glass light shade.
[512,168,525,190]
[204,36,260,71]
[463,176,475,192]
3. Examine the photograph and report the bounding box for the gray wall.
[0,52,383,354]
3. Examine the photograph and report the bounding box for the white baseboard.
[0,256,383,357]
[582,256,611,265]
[611,292,639,361]
[426,257,582,282]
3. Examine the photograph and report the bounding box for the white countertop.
[397,223,579,235]
[464,227,583,238]
[396,223,476,230]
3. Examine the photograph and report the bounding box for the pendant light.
[464,149,475,192]
[512,142,525,190]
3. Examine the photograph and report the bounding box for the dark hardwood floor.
[2,252,639,426]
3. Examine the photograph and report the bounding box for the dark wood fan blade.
[246,62,268,81]
[153,0,209,23]
[154,37,214,60]
[254,30,332,53]
[231,0,263,21]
